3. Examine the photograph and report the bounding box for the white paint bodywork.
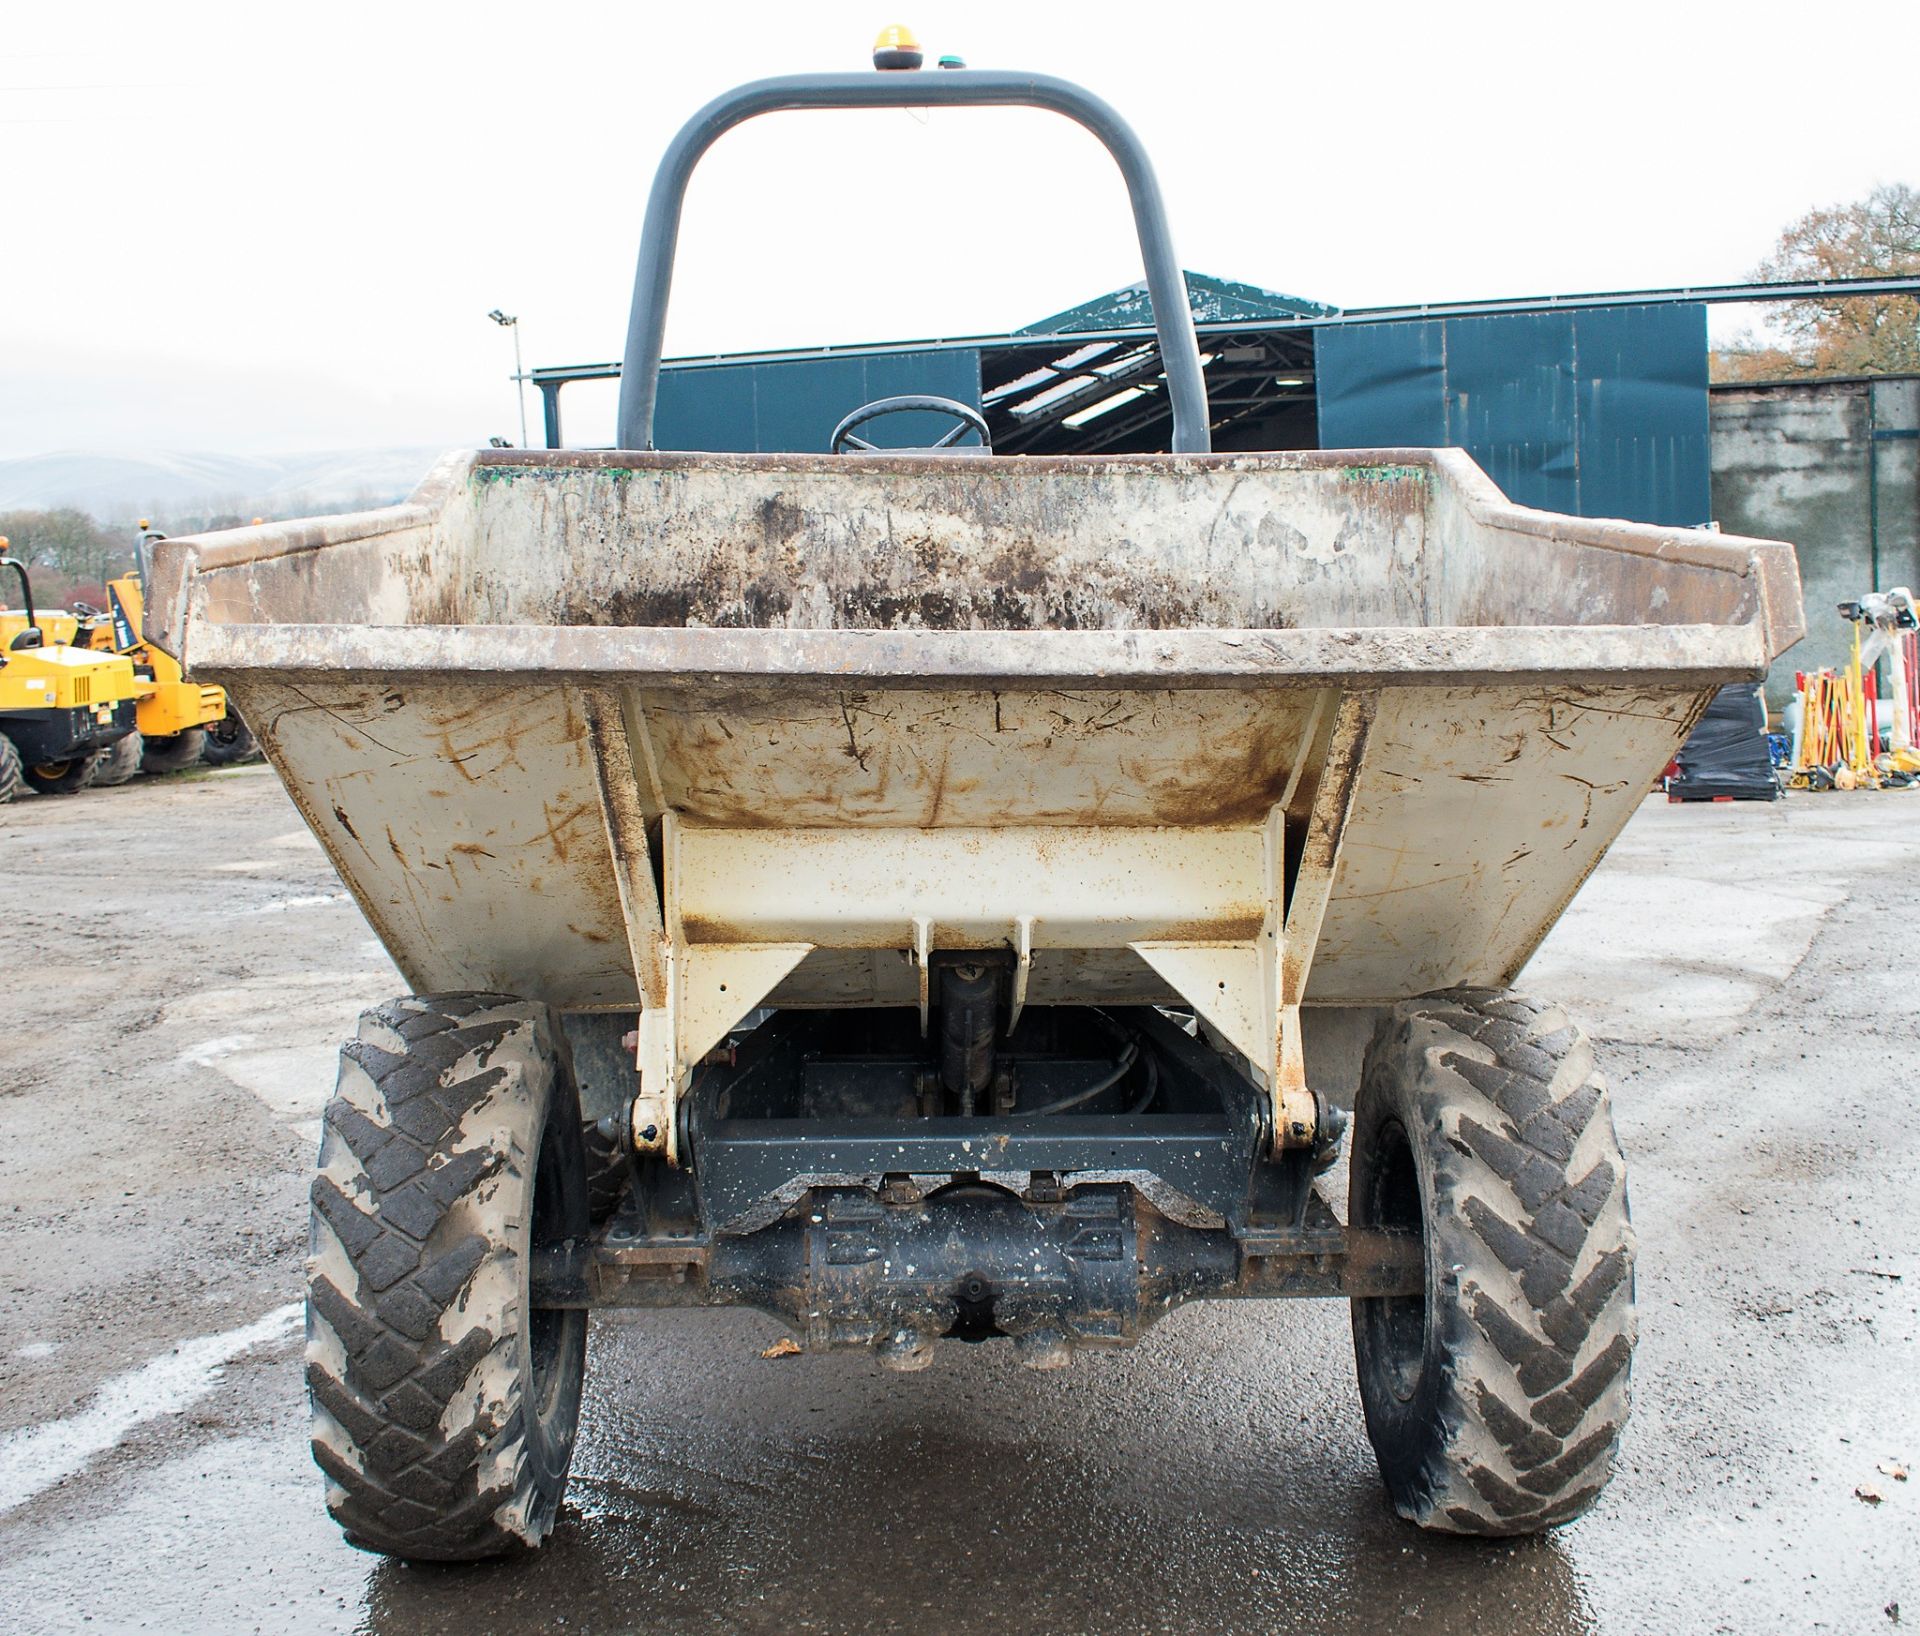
[147,448,1803,1156]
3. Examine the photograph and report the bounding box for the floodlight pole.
[489,309,530,448]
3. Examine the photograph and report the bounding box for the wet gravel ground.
[0,768,1915,1634]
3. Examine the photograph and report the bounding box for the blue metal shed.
[534,273,1718,529]
[1314,304,1711,526]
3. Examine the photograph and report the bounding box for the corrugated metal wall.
[649,303,1711,529]
[1313,305,1711,526]
[655,348,983,453]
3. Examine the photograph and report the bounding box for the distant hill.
[0,447,455,522]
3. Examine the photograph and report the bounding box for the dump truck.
[94,526,229,774]
[0,526,228,789]
[0,541,143,799]
[144,66,1803,1562]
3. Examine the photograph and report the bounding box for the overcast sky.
[7,0,1916,457]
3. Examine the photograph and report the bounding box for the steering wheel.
[830,394,991,454]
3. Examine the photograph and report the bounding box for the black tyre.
[0,735,22,804]
[1350,988,1635,1535]
[91,732,143,788]
[141,727,206,774]
[23,752,100,796]
[202,709,260,766]
[580,1115,632,1224]
[306,993,590,1561]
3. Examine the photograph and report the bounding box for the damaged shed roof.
[1018,271,1339,335]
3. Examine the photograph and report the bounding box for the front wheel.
[306,993,589,1561]
[0,735,23,803]
[23,752,100,796]
[1349,989,1635,1535]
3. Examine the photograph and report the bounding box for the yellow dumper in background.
[86,527,228,774]
[0,523,229,792]
[0,539,142,798]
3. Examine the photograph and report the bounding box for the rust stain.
[428,693,512,729]
[1344,871,1478,902]
[837,693,870,771]
[1154,914,1265,942]
[441,740,485,783]
[436,719,530,783]
[269,684,413,760]
[1558,772,1629,837]
[530,797,596,865]
[924,741,953,827]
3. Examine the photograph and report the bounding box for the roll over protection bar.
[616,69,1212,455]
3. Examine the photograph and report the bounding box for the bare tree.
[0,508,133,606]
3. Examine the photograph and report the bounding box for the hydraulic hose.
[1019,1040,1146,1118]
[1125,1050,1160,1116]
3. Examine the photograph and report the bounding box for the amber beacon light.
[871,25,924,70]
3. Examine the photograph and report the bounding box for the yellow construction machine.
[0,540,143,799]
[0,524,231,796]
[88,523,229,773]
[0,523,232,789]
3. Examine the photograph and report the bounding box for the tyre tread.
[140,727,206,775]
[306,992,573,1561]
[91,732,143,788]
[1353,986,1636,1535]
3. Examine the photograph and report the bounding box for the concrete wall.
[1711,375,1920,704]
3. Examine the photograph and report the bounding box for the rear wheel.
[581,1115,632,1224]
[141,727,206,774]
[306,993,589,1561]
[1349,988,1635,1535]
[91,732,142,787]
[202,709,259,766]
[0,735,22,804]
[23,753,100,796]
